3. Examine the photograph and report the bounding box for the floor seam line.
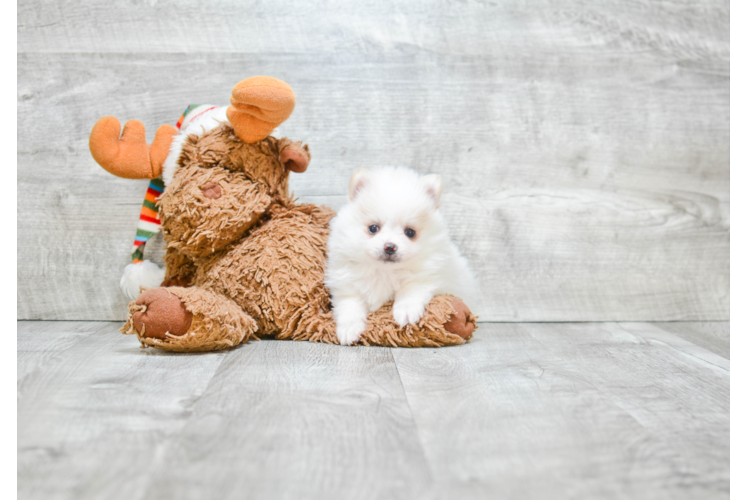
[391,350,437,485]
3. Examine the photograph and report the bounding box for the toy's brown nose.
[384,242,397,255]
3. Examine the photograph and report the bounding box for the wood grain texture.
[17,321,230,500]
[17,1,729,321]
[650,321,730,359]
[17,320,729,500]
[17,321,432,500]
[18,1,730,57]
[17,321,110,380]
[392,322,729,500]
[140,340,432,500]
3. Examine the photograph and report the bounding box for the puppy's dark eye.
[368,225,380,234]
[404,228,416,238]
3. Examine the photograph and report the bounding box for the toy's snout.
[202,183,222,199]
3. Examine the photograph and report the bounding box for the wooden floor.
[17,320,728,500]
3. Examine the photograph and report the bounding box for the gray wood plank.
[17,321,229,500]
[18,1,729,57]
[17,48,729,321]
[139,340,433,500]
[616,321,729,375]
[392,322,729,499]
[18,321,112,380]
[649,321,730,359]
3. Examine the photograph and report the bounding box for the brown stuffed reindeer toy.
[89,76,476,352]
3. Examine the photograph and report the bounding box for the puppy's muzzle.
[384,242,397,256]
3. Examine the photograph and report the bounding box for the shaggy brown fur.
[123,124,477,351]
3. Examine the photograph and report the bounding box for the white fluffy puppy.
[325,167,476,345]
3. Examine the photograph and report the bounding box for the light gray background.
[18,2,729,321]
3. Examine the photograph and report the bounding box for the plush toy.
[89,76,476,351]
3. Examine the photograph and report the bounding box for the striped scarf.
[131,178,164,263]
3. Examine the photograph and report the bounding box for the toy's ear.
[227,76,296,143]
[421,174,443,208]
[280,142,310,173]
[349,168,371,201]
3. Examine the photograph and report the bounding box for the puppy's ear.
[349,168,370,201]
[421,174,443,208]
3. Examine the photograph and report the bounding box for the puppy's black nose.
[384,243,397,255]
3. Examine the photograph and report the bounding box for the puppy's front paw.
[393,297,427,327]
[336,317,367,346]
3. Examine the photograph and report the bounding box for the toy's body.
[90,77,476,352]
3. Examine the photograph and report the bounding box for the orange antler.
[89,117,178,179]
[227,76,296,143]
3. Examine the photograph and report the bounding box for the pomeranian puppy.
[325,167,477,345]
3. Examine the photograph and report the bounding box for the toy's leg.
[288,294,476,347]
[360,295,476,347]
[122,287,257,352]
[160,246,196,288]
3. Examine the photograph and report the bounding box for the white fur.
[162,106,229,186]
[120,260,165,300]
[161,133,189,187]
[325,167,477,345]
